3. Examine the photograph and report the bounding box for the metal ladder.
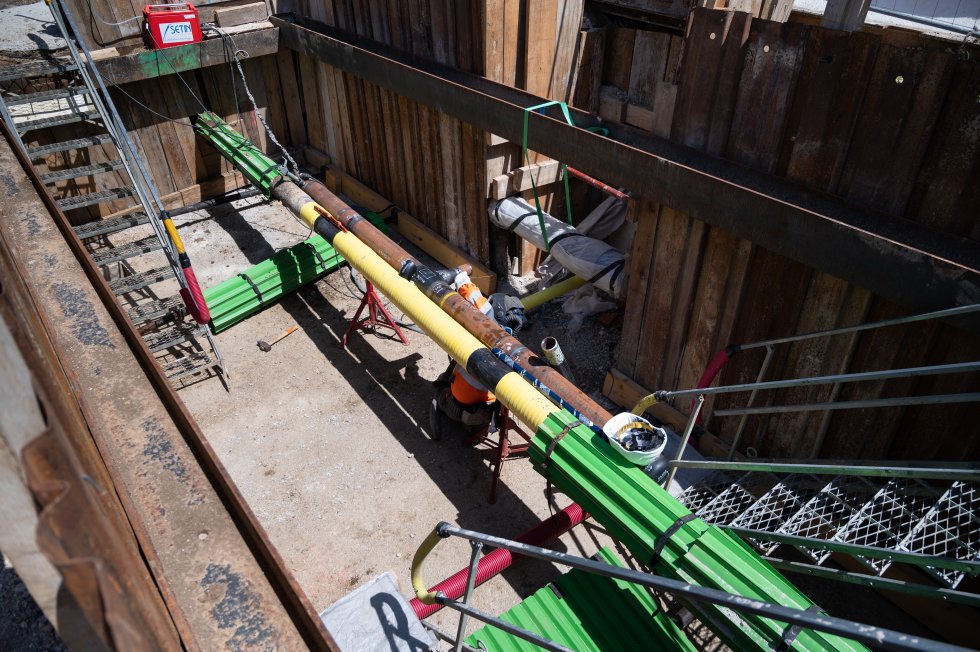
[0,0,224,386]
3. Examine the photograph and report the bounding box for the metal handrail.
[662,361,980,399]
[669,459,980,482]
[411,521,969,652]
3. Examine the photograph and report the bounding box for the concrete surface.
[171,197,628,641]
[0,1,63,52]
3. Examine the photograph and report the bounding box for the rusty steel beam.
[273,15,980,332]
[0,120,335,650]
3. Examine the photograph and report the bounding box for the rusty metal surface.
[1,231,181,651]
[1,121,333,649]
[274,14,980,331]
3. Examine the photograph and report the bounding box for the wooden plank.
[628,30,671,107]
[550,1,586,103]
[94,27,278,85]
[671,10,752,154]
[602,26,636,91]
[615,200,659,378]
[323,165,497,293]
[822,0,871,31]
[570,28,606,113]
[726,20,809,173]
[624,103,655,131]
[836,43,955,216]
[489,159,563,199]
[215,2,268,27]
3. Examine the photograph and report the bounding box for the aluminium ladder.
[0,1,224,385]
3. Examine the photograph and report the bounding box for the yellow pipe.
[411,527,445,604]
[521,276,586,312]
[163,217,186,255]
[294,196,557,431]
[631,393,659,416]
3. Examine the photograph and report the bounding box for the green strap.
[521,101,576,251]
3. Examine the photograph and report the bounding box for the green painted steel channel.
[529,411,867,651]
[466,546,696,651]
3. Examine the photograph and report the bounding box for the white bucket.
[602,413,668,466]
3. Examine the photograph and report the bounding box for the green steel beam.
[529,411,867,652]
[203,214,389,332]
[194,112,283,198]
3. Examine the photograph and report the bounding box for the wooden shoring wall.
[26,53,286,224]
[284,0,585,267]
[607,9,980,461]
[66,0,264,50]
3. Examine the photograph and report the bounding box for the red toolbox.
[143,3,203,50]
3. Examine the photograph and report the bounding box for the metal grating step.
[0,59,76,83]
[90,236,163,266]
[5,86,88,106]
[128,295,184,325]
[896,481,980,588]
[16,108,100,133]
[73,211,149,239]
[41,159,124,183]
[57,186,135,211]
[143,322,200,353]
[109,266,172,295]
[728,474,825,555]
[163,352,214,381]
[27,133,114,158]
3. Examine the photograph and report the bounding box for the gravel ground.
[0,554,65,652]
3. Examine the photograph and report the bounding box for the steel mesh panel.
[677,472,740,514]
[695,472,770,526]
[897,482,980,588]
[729,475,824,554]
[830,478,942,574]
[775,476,880,564]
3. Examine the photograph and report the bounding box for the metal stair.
[0,3,224,386]
[677,470,980,595]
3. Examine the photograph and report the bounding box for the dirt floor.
[169,196,629,641]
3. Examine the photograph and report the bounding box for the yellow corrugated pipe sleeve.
[521,275,586,312]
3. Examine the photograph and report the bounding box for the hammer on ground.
[257,325,299,352]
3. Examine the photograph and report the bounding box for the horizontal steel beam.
[671,459,980,482]
[764,558,980,608]
[95,27,279,85]
[727,527,980,574]
[273,15,980,332]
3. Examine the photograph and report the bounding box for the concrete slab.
[0,1,64,52]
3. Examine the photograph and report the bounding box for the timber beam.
[274,15,980,331]
[94,25,278,85]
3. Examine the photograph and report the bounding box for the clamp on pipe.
[411,522,452,605]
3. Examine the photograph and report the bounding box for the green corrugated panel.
[528,411,866,652]
[194,112,282,198]
[203,213,390,332]
[465,547,696,652]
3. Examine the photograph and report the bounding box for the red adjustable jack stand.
[341,281,409,348]
[464,406,532,503]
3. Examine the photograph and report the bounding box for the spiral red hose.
[410,503,587,619]
[180,264,211,324]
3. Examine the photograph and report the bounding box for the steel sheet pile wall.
[611,9,980,460]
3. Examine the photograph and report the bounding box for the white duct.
[488,197,626,298]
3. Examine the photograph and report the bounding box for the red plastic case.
[143,3,202,50]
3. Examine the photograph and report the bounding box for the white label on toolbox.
[160,21,194,44]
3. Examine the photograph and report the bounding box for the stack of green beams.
[203,214,388,333]
[528,411,867,652]
[466,547,696,651]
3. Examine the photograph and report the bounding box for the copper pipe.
[301,179,612,427]
[565,166,629,201]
